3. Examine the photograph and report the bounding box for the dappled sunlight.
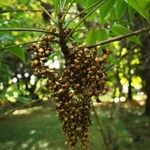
[138,100,145,106]
[0,139,64,150]
[29,130,36,135]
[13,109,31,115]
[133,92,147,103]
[30,75,36,85]
[0,107,66,150]
[113,96,126,103]
[0,106,150,150]
[45,59,61,69]
[12,106,45,116]
[20,139,33,149]
[0,141,16,149]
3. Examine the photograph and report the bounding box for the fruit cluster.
[28,31,109,150]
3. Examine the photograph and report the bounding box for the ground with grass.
[0,102,150,150]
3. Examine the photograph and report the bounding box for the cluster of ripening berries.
[27,29,109,150]
[53,43,109,150]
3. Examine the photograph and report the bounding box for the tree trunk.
[128,74,132,100]
[133,14,150,115]
[140,34,150,115]
[127,50,133,100]
[145,76,150,114]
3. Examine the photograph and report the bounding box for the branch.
[67,0,105,38]
[36,1,59,27]
[61,0,74,23]
[0,9,43,14]
[0,9,78,15]
[0,28,59,36]
[64,0,104,29]
[87,27,150,48]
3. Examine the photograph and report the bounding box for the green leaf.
[110,24,141,44]
[0,63,10,82]
[99,0,116,22]
[124,0,150,22]
[128,5,136,21]
[17,96,31,104]
[115,0,127,19]
[108,55,120,65]
[75,0,95,6]
[86,30,97,45]
[86,28,108,45]
[110,24,129,35]
[129,35,141,45]
[7,46,26,63]
[0,33,14,44]
[97,29,108,41]
[53,0,59,14]
[85,0,99,7]
[17,0,31,5]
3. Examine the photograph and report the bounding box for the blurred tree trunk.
[144,76,150,114]
[128,62,132,100]
[116,67,123,97]
[141,35,150,115]
[133,14,150,115]
[127,47,133,100]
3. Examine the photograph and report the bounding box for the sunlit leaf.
[124,0,150,22]
[110,24,129,35]
[115,0,127,19]
[86,28,108,45]
[108,55,120,65]
[99,0,116,22]
[110,24,141,44]
[53,0,59,13]
[128,5,136,21]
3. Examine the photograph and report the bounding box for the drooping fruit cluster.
[28,30,109,150]
[53,43,109,150]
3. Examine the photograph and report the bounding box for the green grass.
[0,105,150,150]
[0,107,67,150]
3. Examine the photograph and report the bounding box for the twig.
[62,0,67,11]
[87,27,150,48]
[61,0,74,23]
[36,0,59,27]
[67,0,106,38]
[64,0,104,29]
[0,28,59,36]
[0,9,78,15]
[0,9,43,14]
[59,0,62,12]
